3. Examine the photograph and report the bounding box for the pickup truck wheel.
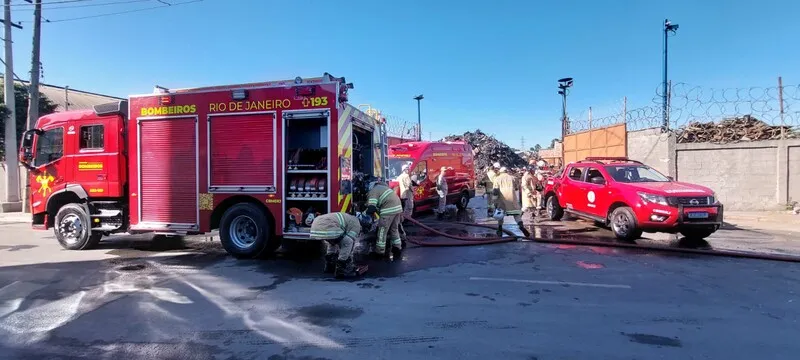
[54,203,102,250]
[456,191,470,210]
[219,203,277,259]
[610,206,642,241]
[546,196,563,221]
[680,228,715,241]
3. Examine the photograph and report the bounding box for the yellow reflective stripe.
[368,199,378,205]
[378,189,394,204]
[347,231,359,238]
[335,213,345,228]
[380,205,403,215]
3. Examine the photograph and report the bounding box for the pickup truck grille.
[672,196,711,206]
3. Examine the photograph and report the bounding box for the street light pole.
[413,94,423,141]
[557,78,573,140]
[662,19,679,132]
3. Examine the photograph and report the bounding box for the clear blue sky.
[6,0,800,148]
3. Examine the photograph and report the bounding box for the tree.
[0,84,58,159]
[549,138,559,149]
[533,144,542,153]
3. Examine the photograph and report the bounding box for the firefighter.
[485,162,500,215]
[521,166,537,219]
[493,166,531,238]
[534,168,546,212]
[310,212,371,279]
[435,166,449,219]
[365,181,404,260]
[397,164,415,219]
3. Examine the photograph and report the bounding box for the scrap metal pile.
[677,115,796,144]
[442,130,527,173]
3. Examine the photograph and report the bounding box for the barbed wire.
[382,114,417,139]
[567,81,800,134]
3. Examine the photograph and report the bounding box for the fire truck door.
[71,122,110,196]
[29,124,69,214]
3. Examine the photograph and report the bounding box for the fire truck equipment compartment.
[138,117,198,226]
[209,112,276,189]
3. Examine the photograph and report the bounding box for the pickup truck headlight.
[708,193,717,204]
[638,192,668,206]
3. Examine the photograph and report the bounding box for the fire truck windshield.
[388,158,413,179]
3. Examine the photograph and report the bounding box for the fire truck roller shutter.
[208,112,276,190]
[139,117,198,225]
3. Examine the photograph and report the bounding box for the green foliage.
[0,84,58,159]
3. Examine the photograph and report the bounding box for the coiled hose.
[402,215,800,263]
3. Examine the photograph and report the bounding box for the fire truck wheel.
[219,203,276,259]
[610,206,643,242]
[546,196,563,221]
[54,203,102,250]
[456,191,470,210]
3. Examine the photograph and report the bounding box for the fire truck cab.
[19,73,389,258]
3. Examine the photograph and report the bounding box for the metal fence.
[567,79,800,135]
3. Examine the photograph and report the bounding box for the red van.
[387,141,476,212]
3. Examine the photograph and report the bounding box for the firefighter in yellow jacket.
[310,212,370,278]
[365,181,404,259]
[493,166,531,238]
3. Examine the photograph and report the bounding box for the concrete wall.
[789,146,800,205]
[625,127,800,211]
[674,139,800,211]
[626,128,673,176]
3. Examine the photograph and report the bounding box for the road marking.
[469,277,632,289]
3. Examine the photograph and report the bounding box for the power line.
[14,0,152,10]
[9,0,91,6]
[20,0,202,23]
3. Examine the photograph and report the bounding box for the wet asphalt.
[1,197,799,359]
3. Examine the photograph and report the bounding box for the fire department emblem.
[587,191,596,203]
[36,171,55,196]
[415,186,425,197]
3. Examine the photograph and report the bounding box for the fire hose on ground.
[401,215,800,263]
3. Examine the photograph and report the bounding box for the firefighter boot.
[518,222,531,238]
[391,247,403,261]
[496,222,504,237]
[323,254,337,274]
[334,260,358,279]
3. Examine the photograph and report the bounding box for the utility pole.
[22,0,42,213]
[413,94,423,141]
[2,0,22,212]
[64,85,69,110]
[662,19,679,132]
[520,136,525,150]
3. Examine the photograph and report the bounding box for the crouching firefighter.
[493,166,531,238]
[365,181,404,260]
[310,212,371,279]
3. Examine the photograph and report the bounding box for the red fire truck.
[18,73,389,258]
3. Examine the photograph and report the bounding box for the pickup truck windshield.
[605,165,670,183]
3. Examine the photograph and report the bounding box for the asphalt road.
[1,201,799,359]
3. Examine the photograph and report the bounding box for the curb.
[724,216,800,226]
[0,213,30,224]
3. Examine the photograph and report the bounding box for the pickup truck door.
[583,167,612,218]
[561,166,587,213]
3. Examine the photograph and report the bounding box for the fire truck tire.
[54,203,102,250]
[546,195,564,221]
[219,203,276,259]
[610,206,643,242]
[456,190,470,210]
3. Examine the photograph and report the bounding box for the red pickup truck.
[543,157,723,241]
